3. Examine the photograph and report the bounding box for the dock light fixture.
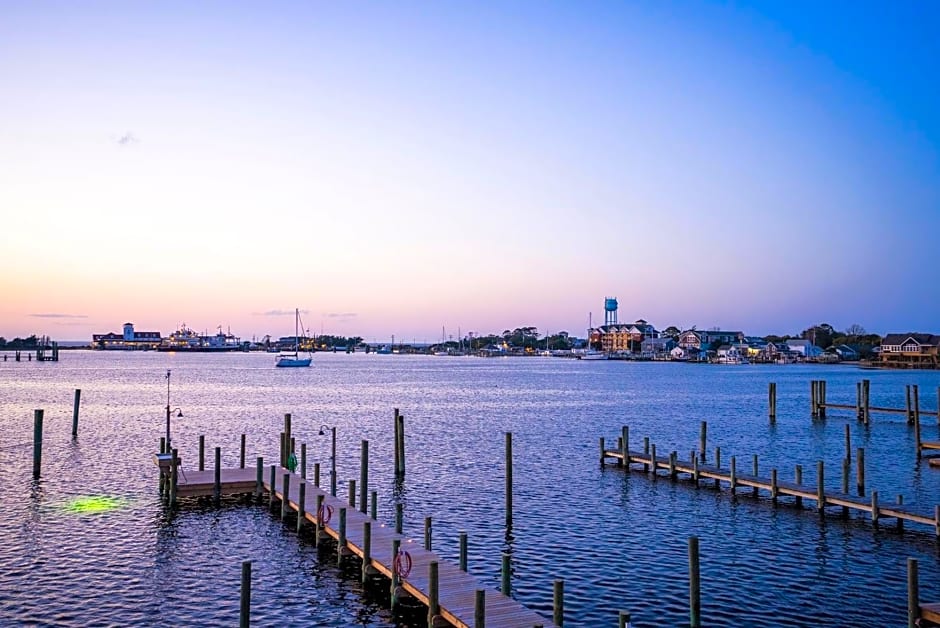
[318,424,337,496]
[165,369,183,450]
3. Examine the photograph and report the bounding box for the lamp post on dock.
[319,424,337,496]
[165,369,183,450]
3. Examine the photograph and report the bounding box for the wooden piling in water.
[506,432,513,528]
[269,465,276,508]
[621,426,628,467]
[297,482,306,533]
[841,458,850,517]
[279,432,285,468]
[199,435,205,471]
[72,389,81,437]
[714,447,721,488]
[170,448,178,507]
[240,560,251,628]
[811,381,818,418]
[857,382,863,420]
[699,421,707,463]
[844,424,851,464]
[863,379,871,424]
[397,411,406,477]
[395,502,403,534]
[301,443,307,479]
[897,495,904,532]
[553,579,564,627]
[362,521,372,584]
[819,380,827,418]
[501,553,510,596]
[689,536,701,628]
[214,447,221,503]
[816,461,825,513]
[599,437,605,467]
[32,409,43,478]
[795,464,803,508]
[391,538,401,611]
[283,413,292,465]
[281,473,290,521]
[425,516,432,551]
[908,558,920,628]
[752,455,759,497]
[857,448,866,496]
[428,560,440,626]
[914,386,923,458]
[337,507,347,565]
[348,480,356,507]
[650,443,657,476]
[643,438,649,472]
[255,457,263,498]
[476,589,486,628]
[769,382,776,424]
[314,463,320,488]
[871,491,880,525]
[771,469,778,503]
[459,531,468,572]
[619,610,631,628]
[906,385,913,425]
[239,434,246,469]
[670,451,678,480]
[371,490,377,520]
[315,494,324,545]
[730,456,736,494]
[359,440,369,514]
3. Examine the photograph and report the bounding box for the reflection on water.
[0,351,939,626]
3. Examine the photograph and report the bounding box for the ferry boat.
[158,324,243,352]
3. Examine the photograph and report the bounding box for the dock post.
[330,426,337,496]
[730,456,737,494]
[395,502,403,535]
[393,408,400,475]
[347,480,356,507]
[390,539,401,612]
[841,459,850,517]
[371,490,378,520]
[642,438,649,472]
[935,505,939,539]
[752,455,759,497]
[279,432,285,468]
[501,553,510,595]
[281,473,290,521]
[771,469,778,503]
[315,494,324,546]
[897,495,904,532]
[844,424,851,465]
[269,465,277,508]
[284,413,292,465]
[914,388,923,459]
[425,516,432,551]
[619,611,631,628]
[398,412,406,477]
[795,465,803,508]
[32,409,43,478]
[300,443,306,479]
[863,379,871,424]
[199,435,205,471]
[159,438,167,496]
[908,558,920,628]
[506,432,513,528]
[314,463,320,488]
[769,382,776,424]
[714,447,721,488]
[297,482,306,533]
[214,447,221,504]
[692,456,700,487]
[816,461,825,514]
[459,531,468,572]
[670,451,677,481]
[599,437,605,467]
[255,457,263,498]
[553,579,564,627]
[856,382,862,420]
[857,448,866,496]
[811,380,817,418]
[699,421,707,463]
[239,560,252,628]
[621,425,629,466]
[819,380,827,418]
[689,536,701,628]
[906,385,913,425]
[428,560,440,627]
[475,589,486,628]
[362,521,372,584]
[71,389,81,437]
[160,436,166,455]
[170,448,179,507]
[650,443,657,476]
[359,440,369,514]
[871,490,880,525]
[337,507,347,565]
[239,434,246,469]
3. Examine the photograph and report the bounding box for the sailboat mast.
[295,308,299,352]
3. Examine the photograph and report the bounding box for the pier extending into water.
[600,427,940,539]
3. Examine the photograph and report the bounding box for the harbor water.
[1,351,939,626]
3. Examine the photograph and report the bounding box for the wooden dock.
[600,434,940,538]
[173,465,555,628]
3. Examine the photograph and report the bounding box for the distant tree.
[845,324,866,340]
[662,326,681,340]
[802,324,834,349]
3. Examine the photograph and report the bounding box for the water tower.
[604,297,618,326]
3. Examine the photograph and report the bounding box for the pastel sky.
[1,1,938,342]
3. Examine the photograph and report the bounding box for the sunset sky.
[1,2,938,343]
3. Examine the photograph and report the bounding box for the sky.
[1,1,938,342]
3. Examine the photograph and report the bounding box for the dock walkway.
[175,466,554,628]
[601,445,940,537]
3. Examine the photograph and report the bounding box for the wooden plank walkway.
[175,466,555,628]
[602,448,940,538]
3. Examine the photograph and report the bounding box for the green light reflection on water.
[62,495,129,515]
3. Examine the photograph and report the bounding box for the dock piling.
[428,561,440,626]
[795,464,803,508]
[255,457,263,498]
[501,553,510,596]
[281,473,290,521]
[599,437,605,468]
[769,382,776,424]
[314,463,320,488]
[699,421,707,463]
[553,580,564,627]
[425,516,432,551]
[689,536,701,628]
[32,409,43,478]
[199,435,205,471]
[619,611,631,628]
[214,446,221,504]
[337,507,347,565]
[506,432,513,528]
[239,434,246,469]
[170,448,178,507]
[752,455,759,497]
[819,380,827,418]
[844,424,851,464]
[359,440,369,514]
[816,461,825,513]
[621,426,629,467]
[908,558,920,628]
[239,560,252,628]
[857,448,866,496]
[730,456,736,494]
[301,443,306,479]
[391,539,401,611]
[475,589,486,628]
[395,502,403,535]
[72,389,81,438]
[371,490,378,520]
[459,531,468,572]
[297,482,306,533]
[362,521,372,583]
[315,493,325,545]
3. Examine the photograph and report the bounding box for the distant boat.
[276,309,312,368]
[580,312,608,360]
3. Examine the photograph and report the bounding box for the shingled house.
[879,333,940,369]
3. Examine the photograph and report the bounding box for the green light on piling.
[63,495,128,515]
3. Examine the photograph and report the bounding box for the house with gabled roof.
[879,333,940,369]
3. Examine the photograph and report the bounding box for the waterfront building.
[879,333,940,368]
[92,322,162,350]
[598,319,658,353]
[677,329,744,352]
[786,339,823,359]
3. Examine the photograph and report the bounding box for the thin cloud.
[30,313,88,319]
[116,132,138,146]
[325,312,358,320]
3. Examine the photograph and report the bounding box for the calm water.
[1,351,939,627]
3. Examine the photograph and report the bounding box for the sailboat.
[276,308,312,368]
[581,312,608,360]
